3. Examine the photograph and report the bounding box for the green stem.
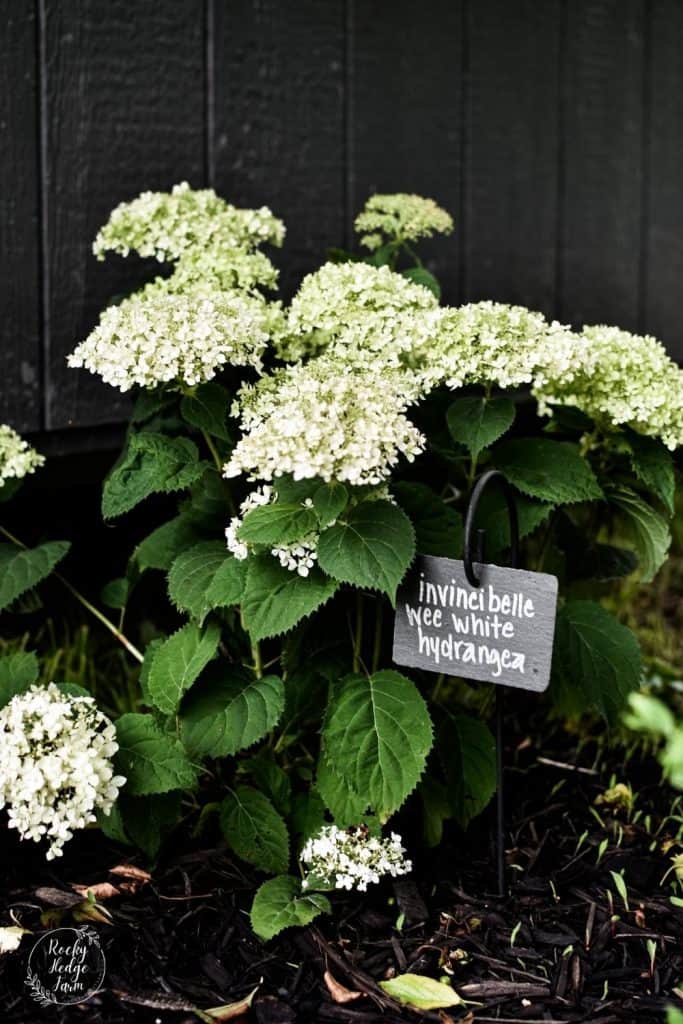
[353,593,364,673]
[371,600,383,673]
[252,639,263,679]
[431,673,445,703]
[201,428,237,516]
[0,524,144,663]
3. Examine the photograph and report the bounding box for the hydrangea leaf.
[180,381,231,441]
[0,650,39,707]
[168,541,245,622]
[393,482,463,558]
[401,266,441,299]
[495,439,603,505]
[317,500,415,602]
[134,516,201,573]
[626,433,675,515]
[447,395,515,458]
[438,713,496,828]
[472,490,553,558]
[550,600,642,724]
[118,791,182,858]
[115,713,198,796]
[242,555,338,641]
[0,540,70,612]
[313,482,348,527]
[100,577,129,610]
[322,670,433,821]
[316,756,369,827]
[102,432,207,519]
[219,786,289,874]
[250,875,331,941]
[239,503,319,546]
[180,665,284,758]
[291,790,327,848]
[379,974,461,1011]
[146,621,220,715]
[609,486,671,582]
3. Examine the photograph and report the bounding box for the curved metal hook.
[463,469,520,587]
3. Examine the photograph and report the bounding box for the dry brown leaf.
[204,983,260,1020]
[34,887,82,908]
[72,882,120,901]
[324,970,362,1004]
[109,863,152,884]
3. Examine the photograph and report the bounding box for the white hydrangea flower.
[68,287,271,391]
[301,824,412,892]
[272,532,318,577]
[534,324,683,450]
[0,425,44,487]
[225,356,425,486]
[93,181,284,263]
[225,486,319,576]
[354,193,454,250]
[0,684,125,860]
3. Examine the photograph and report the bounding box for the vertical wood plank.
[349,0,463,303]
[212,0,346,296]
[644,0,683,360]
[0,2,41,431]
[464,0,561,316]
[44,1,205,430]
[559,0,645,331]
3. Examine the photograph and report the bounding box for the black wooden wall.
[2,0,683,449]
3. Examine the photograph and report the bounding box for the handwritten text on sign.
[392,555,558,692]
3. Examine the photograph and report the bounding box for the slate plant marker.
[393,470,559,897]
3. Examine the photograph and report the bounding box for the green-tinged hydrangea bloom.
[68,287,272,391]
[0,425,44,487]
[534,324,683,450]
[165,240,279,294]
[277,261,438,361]
[354,193,453,250]
[225,355,424,485]
[93,181,285,264]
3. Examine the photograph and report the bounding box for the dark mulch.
[2,729,683,1024]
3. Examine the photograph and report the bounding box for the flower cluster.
[225,485,320,576]
[0,425,44,488]
[68,287,272,391]
[354,193,453,251]
[225,485,274,561]
[301,825,412,892]
[534,324,683,450]
[225,356,424,485]
[0,684,125,860]
[93,181,285,264]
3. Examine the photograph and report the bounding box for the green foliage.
[180,381,231,441]
[447,395,515,458]
[181,666,284,758]
[496,438,603,504]
[220,786,289,874]
[0,541,70,612]
[401,265,441,298]
[242,555,338,641]
[115,713,198,796]
[102,432,207,519]
[626,432,675,514]
[312,482,348,527]
[134,516,201,573]
[393,482,463,557]
[146,622,220,715]
[250,875,331,941]
[609,486,671,582]
[379,974,461,1011]
[240,502,318,546]
[119,792,182,859]
[168,541,245,622]
[438,713,496,828]
[0,650,39,706]
[317,500,415,601]
[316,756,368,827]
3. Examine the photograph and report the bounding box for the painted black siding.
[1,0,681,448]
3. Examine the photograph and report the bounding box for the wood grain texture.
[464,0,561,316]
[350,0,463,303]
[43,0,205,430]
[0,2,41,431]
[559,0,646,331]
[644,0,683,360]
[212,0,346,296]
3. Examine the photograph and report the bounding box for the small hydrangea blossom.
[354,193,453,250]
[225,356,425,485]
[0,684,125,860]
[301,825,412,892]
[225,485,274,561]
[0,425,44,487]
[68,287,271,391]
[225,486,320,576]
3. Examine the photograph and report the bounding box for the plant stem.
[353,593,364,673]
[0,524,144,663]
[371,600,383,673]
[431,673,445,703]
[252,639,263,678]
[201,428,237,515]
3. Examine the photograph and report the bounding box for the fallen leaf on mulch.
[34,886,81,907]
[379,973,462,1010]
[324,969,363,1004]
[109,863,152,888]
[205,982,260,1019]
[71,881,120,900]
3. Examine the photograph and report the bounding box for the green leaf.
[131,387,175,424]
[0,540,70,612]
[146,622,220,715]
[102,432,206,519]
[474,490,552,558]
[419,775,452,848]
[609,486,671,582]
[168,541,245,622]
[496,439,603,505]
[626,432,675,514]
[313,482,348,527]
[55,682,91,699]
[271,475,321,505]
[317,500,415,601]
[379,974,461,1011]
[250,875,331,941]
[290,790,327,847]
[134,516,201,573]
[243,748,292,816]
[316,756,369,827]
[624,693,675,737]
[438,714,496,828]
[242,555,338,642]
[447,396,515,458]
[100,577,129,610]
[180,665,284,758]
[182,469,231,530]
[180,381,231,441]
[573,543,638,582]
[393,482,463,557]
[401,266,441,299]
[119,791,182,859]
[0,651,39,707]
[323,670,433,821]
[239,503,318,546]
[96,801,131,846]
[115,713,198,796]
[220,786,289,874]
[550,601,642,724]
[0,477,23,504]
